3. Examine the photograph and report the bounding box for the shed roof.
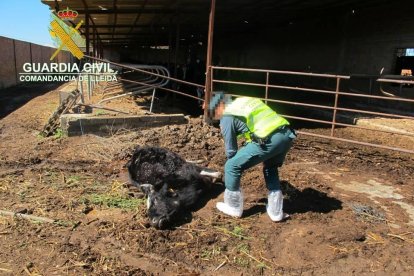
[41,0,391,47]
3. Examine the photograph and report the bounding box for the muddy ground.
[0,83,414,275]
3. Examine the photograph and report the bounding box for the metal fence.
[210,66,414,155]
[77,55,205,112]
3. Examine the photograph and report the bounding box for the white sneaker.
[216,189,243,218]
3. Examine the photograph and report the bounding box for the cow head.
[140,184,181,229]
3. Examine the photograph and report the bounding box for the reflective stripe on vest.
[224,97,289,138]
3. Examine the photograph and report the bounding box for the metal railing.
[75,55,205,112]
[210,66,414,154]
[98,64,170,104]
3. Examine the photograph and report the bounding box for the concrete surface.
[60,113,188,136]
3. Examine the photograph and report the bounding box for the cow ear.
[140,184,154,195]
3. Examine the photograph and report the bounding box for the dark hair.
[208,91,234,118]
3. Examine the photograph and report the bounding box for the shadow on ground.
[244,181,342,217]
[0,82,63,119]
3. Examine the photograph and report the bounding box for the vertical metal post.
[87,57,91,100]
[203,0,216,120]
[85,13,90,55]
[91,61,95,93]
[331,77,341,136]
[93,28,96,57]
[79,75,84,104]
[86,75,90,100]
[210,66,214,94]
[99,40,102,58]
[174,20,180,78]
[150,88,156,113]
[368,77,373,104]
[168,18,173,69]
[265,72,270,104]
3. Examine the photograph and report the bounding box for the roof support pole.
[204,0,216,120]
[172,20,181,102]
[85,11,90,56]
[168,18,173,69]
[174,20,180,78]
[93,28,96,57]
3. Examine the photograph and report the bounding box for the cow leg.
[199,168,221,179]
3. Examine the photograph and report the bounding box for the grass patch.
[214,224,250,240]
[236,243,250,254]
[200,246,222,260]
[53,128,64,139]
[65,175,83,188]
[234,256,250,267]
[86,194,144,210]
[232,226,244,237]
[82,180,144,210]
[66,175,81,183]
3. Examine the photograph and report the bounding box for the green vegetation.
[232,226,245,237]
[214,224,251,240]
[234,256,250,267]
[236,243,250,254]
[200,246,222,260]
[53,128,64,139]
[85,194,144,210]
[66,175,81,187]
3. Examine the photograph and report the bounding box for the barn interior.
[39,0,414,117]
[40,0,414,75]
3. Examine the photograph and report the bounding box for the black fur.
[127,146,211,229]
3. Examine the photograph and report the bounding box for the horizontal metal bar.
[335,106,414,120]
[214,79,414,103]
[228,94,414,137]
[297,130,414,155]
[230,93,335,110]
[280,114,414,138]
[77,9,197,14]
[119,78,204,102]
[228,93,414,120]
[84,55,204,88]
[377,78,414,84]
[80,24,167,29]
[212,66,350,79]
[89,32,168,36]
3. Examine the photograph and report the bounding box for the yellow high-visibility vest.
[224,97,289,138]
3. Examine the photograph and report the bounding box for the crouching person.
[208,92,296,221]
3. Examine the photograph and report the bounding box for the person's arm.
[220,116,238,159]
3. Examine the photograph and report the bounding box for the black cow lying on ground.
[127,146,221,229]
